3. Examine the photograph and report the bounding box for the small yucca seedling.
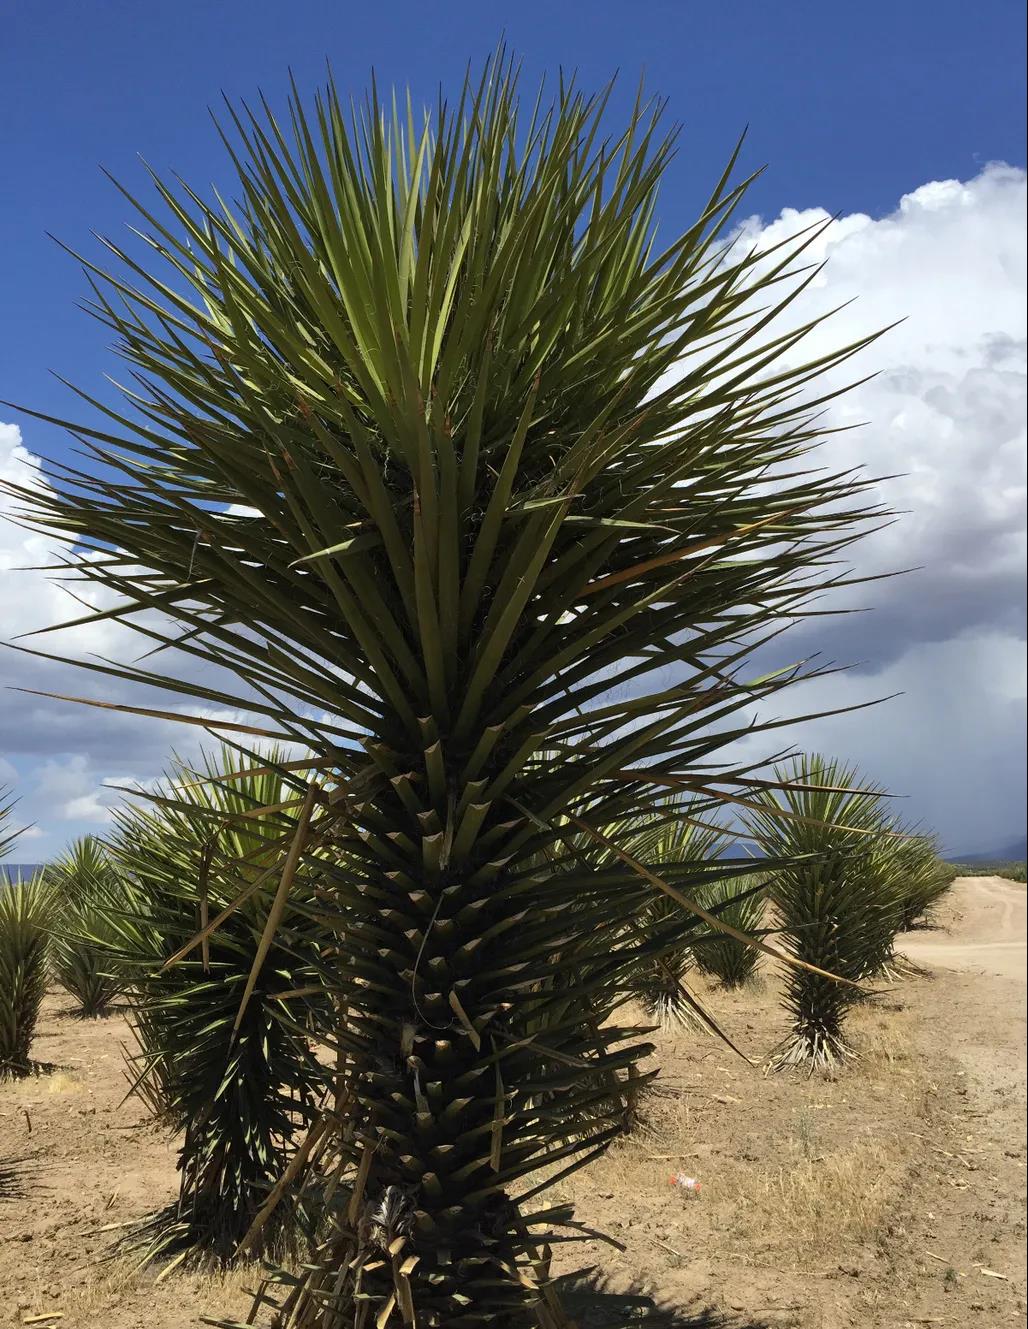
[744,756,904,1074]
[0,873,55,1079]
[694,874,768,987]
[49,836,128,1017]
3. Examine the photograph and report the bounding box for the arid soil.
[1,877,1025,1329]
[899,874,1026,979]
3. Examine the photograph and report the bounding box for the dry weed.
[848,1000,911,1071]
[716,1137,898,1261]
[44,1070,83,1095]
[7,1252,257,1328]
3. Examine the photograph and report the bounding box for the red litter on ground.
[669,1173,702,1194]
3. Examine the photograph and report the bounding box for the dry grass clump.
[8,1251,255,1328]
[846,1001,912,1070]
[553,1084,905,1271]
[726,1139,898,1259]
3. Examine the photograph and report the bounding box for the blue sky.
[4,0,1025,457]
[1,0,1026,859]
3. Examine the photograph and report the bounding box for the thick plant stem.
[250,882,588,1329]
[766,1015,857,1077]
[273,1203,563,1329]
[643,977,708,1033]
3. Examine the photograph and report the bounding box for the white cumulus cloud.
[711,163,1027,849]
[1,421,262,858]
[727,163,1026,665]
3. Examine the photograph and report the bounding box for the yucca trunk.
[771,908,857,1070]
[7,54,885,1326]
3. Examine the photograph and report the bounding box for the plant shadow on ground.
[51,998,133,1023]
[2,1057,64,1078]
[0,1155,33,1200]
[553,1269,768,1327]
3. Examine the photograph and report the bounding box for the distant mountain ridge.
[952,836,1027,864]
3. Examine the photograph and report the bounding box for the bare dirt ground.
[1,877,1025,1329]
[899,875,1026,979]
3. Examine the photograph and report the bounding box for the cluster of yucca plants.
[48,836,128,1017]
[744,755,910,1073]
[948,860,1025,882]
[97,745,329,1266]
[5,51,889,1327]
[894,833,955,929]
[1,790,54,1078]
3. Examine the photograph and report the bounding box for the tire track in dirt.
[900,876,1026,981]
[896,877,1027,1326]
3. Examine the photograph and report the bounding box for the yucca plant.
[1,787,54,1078]
[49,835,128,1016]
[6,54,885,1327]
[101,746,329,1265]
[0,871,55,1079]
[694,873,769,988]
[894,832,954,930]
[744,755,904,1073]
[621,807,731,1028]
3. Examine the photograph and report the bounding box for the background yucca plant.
[6,53,885,1327]
[694,873,769,988]
[894,833,954,930]
[49,835,128,1017]
[620,807,731,1028]
[101,746,329,1266]
[1,787,54,1079]
[744,755,903,1073]
[0,871,55,1079]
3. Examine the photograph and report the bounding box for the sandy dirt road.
[900,875,1027,980]
[896,876,1027,1325]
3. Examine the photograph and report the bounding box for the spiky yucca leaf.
[49,836,128,1017]
[0,788,21,866]
[0,873,55,1078]
[6,54,886,1327]
[744,755,902,1072]
[102,746,328,1265]
[694,874,769,987]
